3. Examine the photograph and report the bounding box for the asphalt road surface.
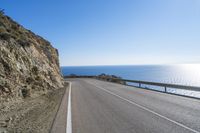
[66,78,200,133]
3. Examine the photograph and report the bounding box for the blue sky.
[1,0,200,66]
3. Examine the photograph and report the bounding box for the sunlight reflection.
[178,64,200,86]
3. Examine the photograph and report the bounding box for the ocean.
[61,65,200,98]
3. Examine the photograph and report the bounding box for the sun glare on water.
[178,64,200,86]
[180,64,200,74]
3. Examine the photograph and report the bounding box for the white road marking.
[66,82,72,133]
[87,81,200,133]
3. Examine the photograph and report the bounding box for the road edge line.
[66,82,72,133]
[87,81,200,133]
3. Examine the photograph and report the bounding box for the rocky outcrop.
[0,12,64,102]
[64,73,126,85]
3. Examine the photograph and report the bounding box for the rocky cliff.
[0,11,64,103]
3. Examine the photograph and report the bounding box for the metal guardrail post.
[164,86,167,92]
[139,83,141,88]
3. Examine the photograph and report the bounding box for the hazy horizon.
[61,63,200,67]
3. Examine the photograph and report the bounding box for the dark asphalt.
[67,78,200,133]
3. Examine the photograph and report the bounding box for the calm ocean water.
[61,65,200,98]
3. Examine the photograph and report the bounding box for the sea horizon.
[61,64,200,98]
[61,63,200,67]
[61,64,200,84]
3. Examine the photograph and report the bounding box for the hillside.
[0,11,64,101]
[0,11,65,132]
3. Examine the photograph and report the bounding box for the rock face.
[0,12,64,102]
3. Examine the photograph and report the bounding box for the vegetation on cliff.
[0,12,64,102]
[0,11,65,132]
[65,73,126,85]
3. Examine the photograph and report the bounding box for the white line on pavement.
[66,82,72,133]
[87,81,200,133]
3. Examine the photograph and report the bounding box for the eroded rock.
[0,13,64,103]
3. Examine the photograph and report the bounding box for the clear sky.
[1,0,200,66]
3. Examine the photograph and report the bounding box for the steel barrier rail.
[107,78,200,92]
[64,76,200,92]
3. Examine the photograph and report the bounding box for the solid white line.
[66,82,72,133]
[87,81,200,133]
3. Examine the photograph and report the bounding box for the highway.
[65,78,200,133]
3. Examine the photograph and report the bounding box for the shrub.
[17,38,32,50]
[0,26,6,33]
[0,32,11,41]
[32,66,39,75]
[35,75,41,81]
[20,88,30,98]
[26,77,33,84]
[0,21,4,27]
[11,23,19,30]
[0,9,4,16]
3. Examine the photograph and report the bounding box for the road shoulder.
[50,83,70,133]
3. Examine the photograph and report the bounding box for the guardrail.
[65,75,200,93]
[65,75,200,99]
[109,78,200,92]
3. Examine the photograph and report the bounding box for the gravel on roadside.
[0,85,67,133]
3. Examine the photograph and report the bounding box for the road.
[66,78,200,133]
